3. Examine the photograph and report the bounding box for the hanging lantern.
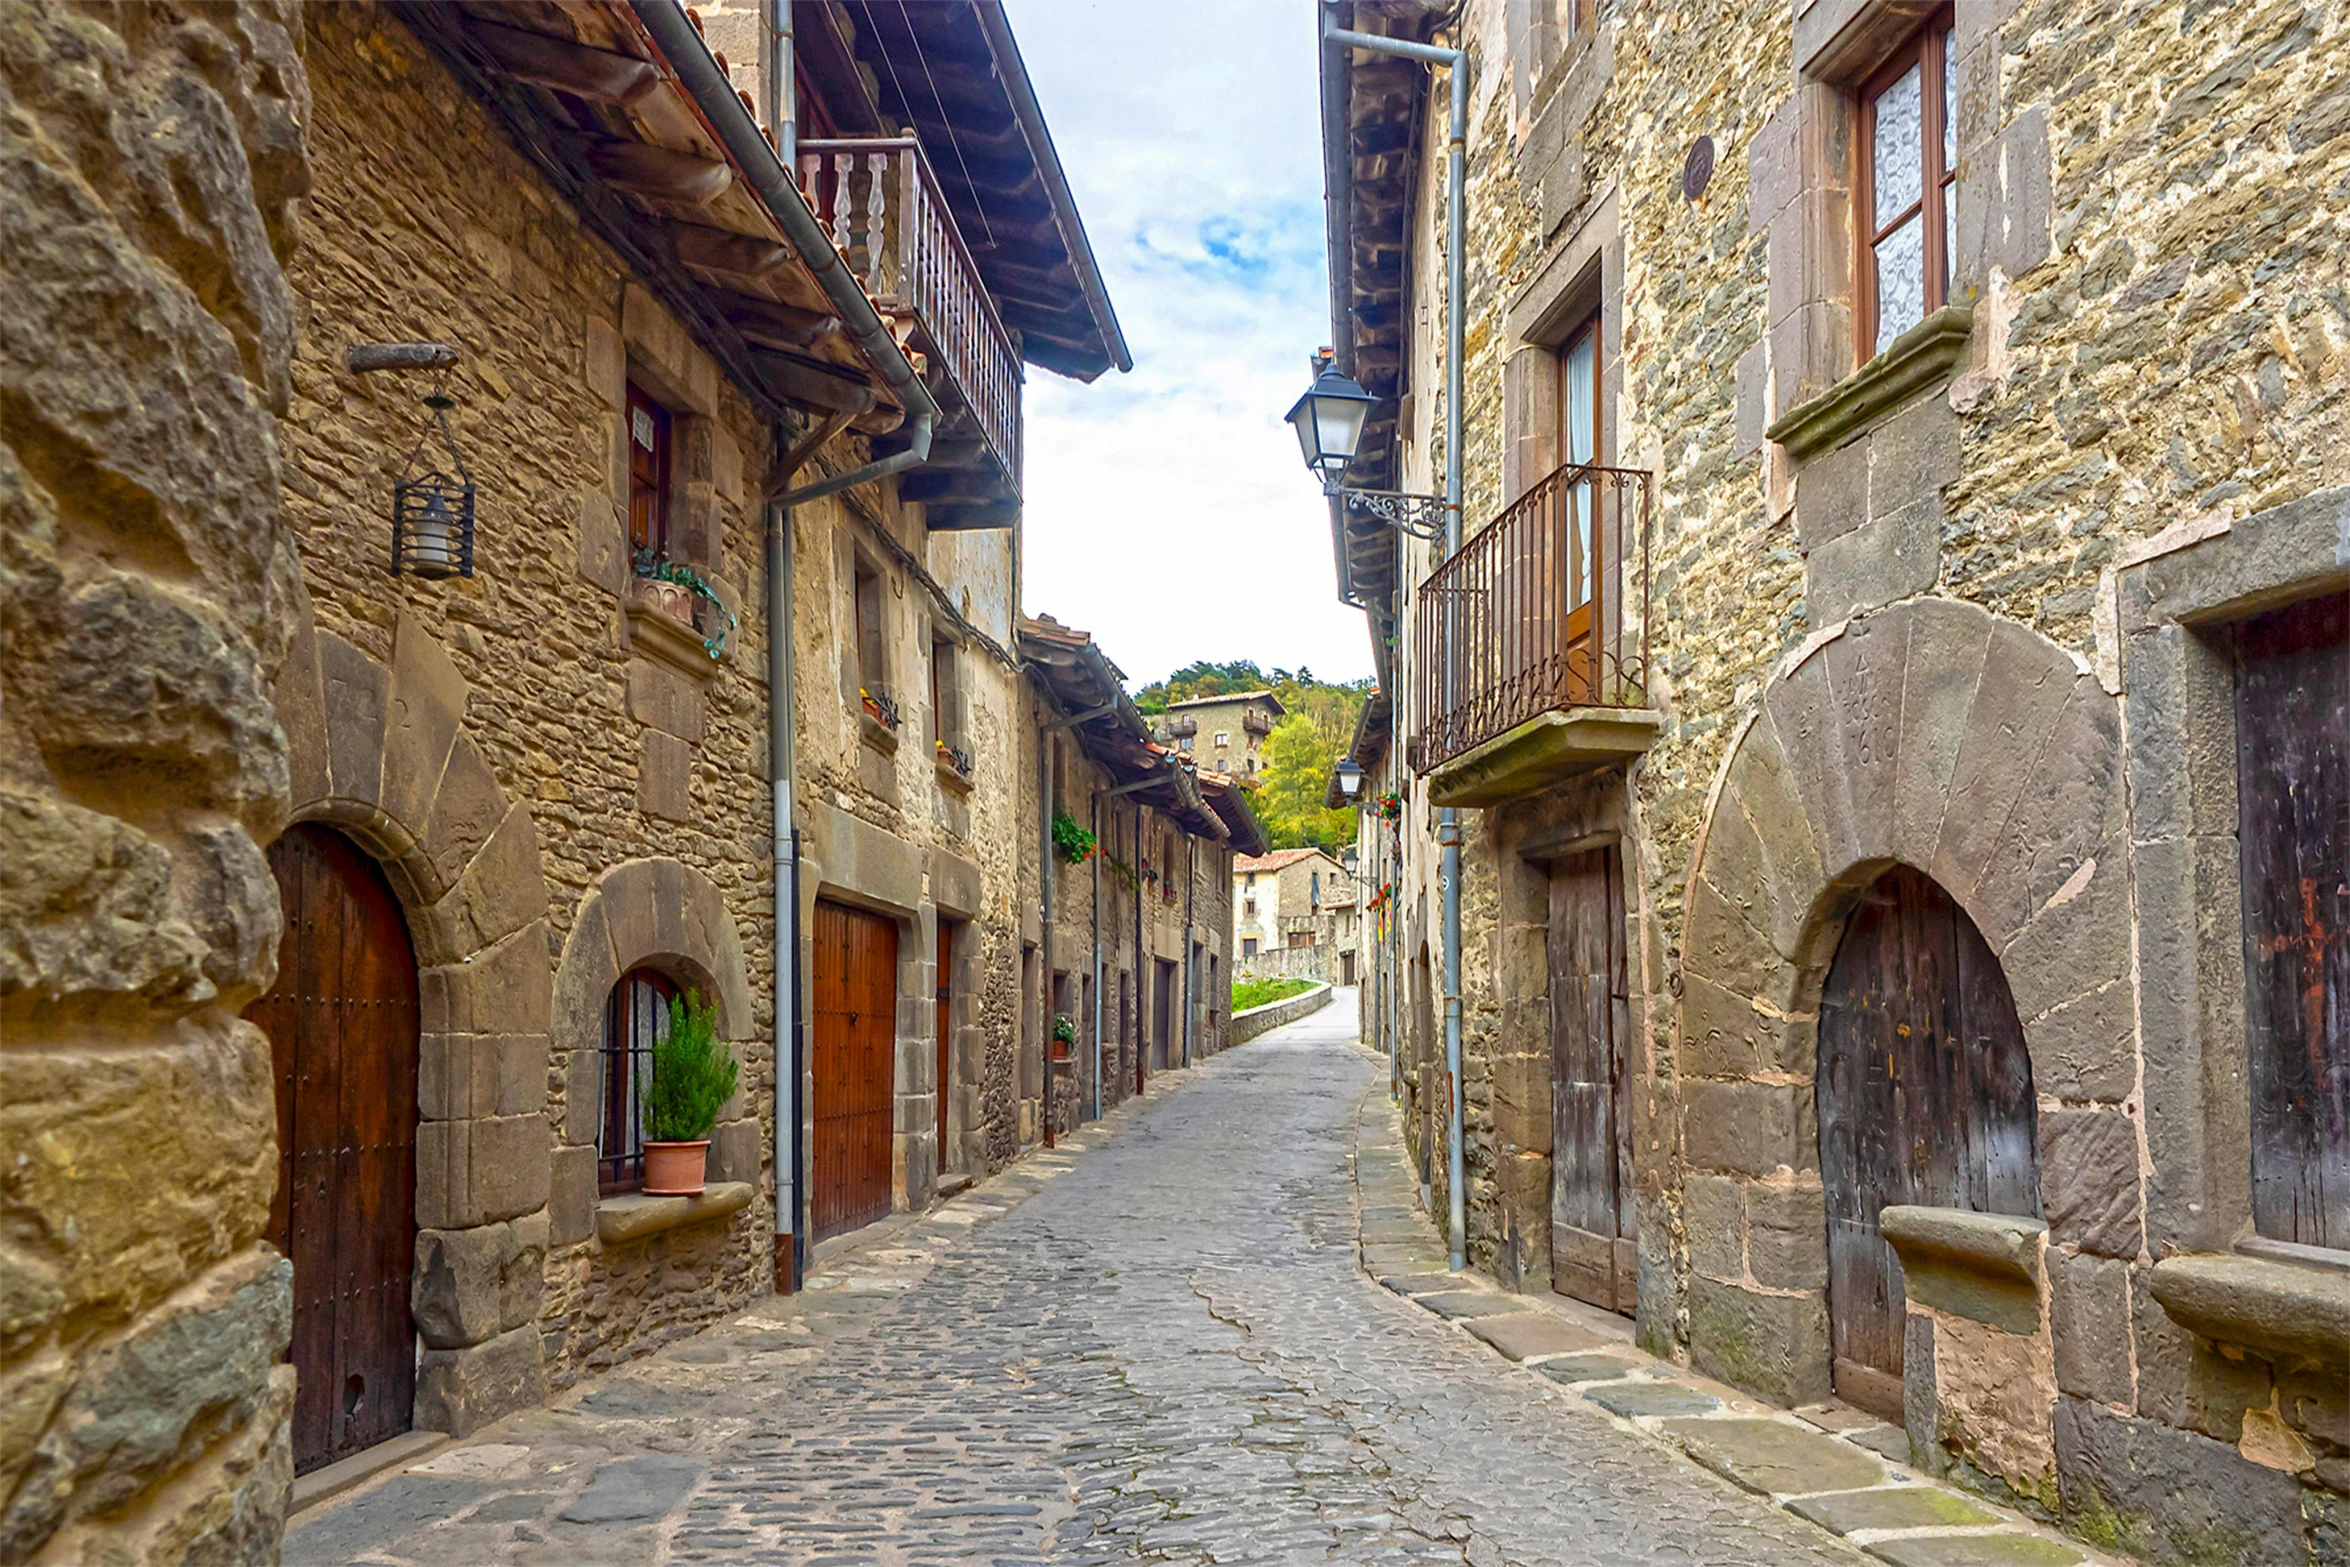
[391,390,475,580]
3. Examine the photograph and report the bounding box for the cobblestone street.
[289,997,2107,1566]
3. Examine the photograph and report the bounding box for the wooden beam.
[717,293,839,350]
[752,351,877,416]
[898,467,1012,505]
[468,19,661,105]
[925,501,1020,532]
[586,140,733,206]
[671,223,793,284]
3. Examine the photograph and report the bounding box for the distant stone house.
[1158,690,1285,778]
[1323,1,2347,1561]
[1234,848,1358,986]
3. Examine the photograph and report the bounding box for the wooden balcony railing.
[1406,461,1653,775]
[799,137,1021,488]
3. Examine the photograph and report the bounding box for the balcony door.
[1557,315,1600,705]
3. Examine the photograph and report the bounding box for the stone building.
[1321,1,2348,1561]
[2,0,1134,1552]
[1021,618,1266,1132]
[1158,689,1285,778]
[1234,847,1361,985]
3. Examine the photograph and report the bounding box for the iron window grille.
[600,966,678,1193]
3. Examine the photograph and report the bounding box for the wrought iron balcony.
[799,137,1023,523]
[1406,461,1660,801]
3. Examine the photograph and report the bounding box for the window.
[1180,736,1193,751]
[929,637,959,755]
[2232,593,2347,1250]
[1244,899,1257,918]
[1245,871,1257,888]
[1310,871,1321,912]
[854,561,885,706]
[1856,16,1955,361]
[1214,732,1230,747]
[627,383,672,561]
[1288,930,1316,949]
[1242,937,1259,960]
[601,966,678,1193]
[1560,311,1600,613]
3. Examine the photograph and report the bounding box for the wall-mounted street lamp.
[349,342,475,580]
[1285,354,1449,540]
[1331,754,1365,801]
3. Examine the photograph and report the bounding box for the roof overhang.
[1021,617,1229,842]
[830,1,1131,381]
[394,0,920,429]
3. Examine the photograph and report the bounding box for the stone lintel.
[594,1181,754,1247]
[1765,305,1972,462]
[1425,707,1663,808]
[1883,1206,2048,1336]
[2146,1252,2350,1370]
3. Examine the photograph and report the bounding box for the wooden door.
[1818,865,2038,1420]
[1549,845,1635,1313]
[935,921,952,1177]
[813,900,898,1240]
[2234,593,2348,1248]
[247,824,418,1475]
[1153,960,1176,1072]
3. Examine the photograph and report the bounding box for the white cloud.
[1004,0,1376,689]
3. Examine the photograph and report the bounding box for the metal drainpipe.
[1324,11,1468,1273]
[1038,719,1055,1147]
[1089,790,1103,1122]
[762,0,795,165]
[767,482,799,1293]
[1181,833,1195,1068]
[1130,803,1142,1096]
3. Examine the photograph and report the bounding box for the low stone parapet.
[1231,982,1332,1044]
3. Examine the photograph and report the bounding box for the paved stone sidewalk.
[289,994,2124,1565]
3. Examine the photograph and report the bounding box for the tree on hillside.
[1254,714,1357,850]
[1134,659,1269,712]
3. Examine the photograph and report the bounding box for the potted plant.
[1051,1012,1077,1060]
[639,989,739,1195]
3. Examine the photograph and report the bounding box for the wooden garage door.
[1818,864,2038,1420]
[1550,845,1636,1314]
[247,824,419,1474]
[813,900,898,1241]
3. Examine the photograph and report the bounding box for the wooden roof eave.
[398,0,910,430]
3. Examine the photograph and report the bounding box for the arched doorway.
[247,824,420,1473]
[1817,864,2038,1419]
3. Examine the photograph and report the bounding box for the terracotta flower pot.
[641,1140,709,1195]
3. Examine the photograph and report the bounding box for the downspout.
[767,469,800,1293]
[1089,789,1103,1121]
[1325,10,1468,1273]
[1038,714,1055,1147]
[1181,832,1195,1068]
[761,0,795,165]
[633,0,939,509]
[1133,801,1145,1097]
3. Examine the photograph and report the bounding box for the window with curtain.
[601,966,678,1193]
[626,383,671,562]
[1858,17,1955,361]
[1560,314,1599,612]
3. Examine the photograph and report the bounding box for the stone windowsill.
[934,752,975,795]
[1880,1205,2047,1336]
[622,579,724,682]
[858,708,900,754]
[1765,304,1973,462]
[1426,706,1665,808]
[594,1181,753,1247]
[2148,1249,2350,1371]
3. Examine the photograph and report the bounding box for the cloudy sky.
[1002,0,1375,689]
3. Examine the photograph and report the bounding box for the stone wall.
[1,3,312,1557]
[280,5,775,1398]
[1231,984,1334,1046]
[1364,0,2350,1558]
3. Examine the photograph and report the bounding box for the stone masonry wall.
[1372,0,2348,1557]
[281,6,776,1390]
[1,2,311,1558]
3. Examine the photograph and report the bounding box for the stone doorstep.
[289,1431,450,1518]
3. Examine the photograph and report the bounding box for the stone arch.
[264,601,556,1436]
[1676,597,2132,1405]
[550,855,759,1239]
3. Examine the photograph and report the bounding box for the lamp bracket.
[1333,486,1450,541]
